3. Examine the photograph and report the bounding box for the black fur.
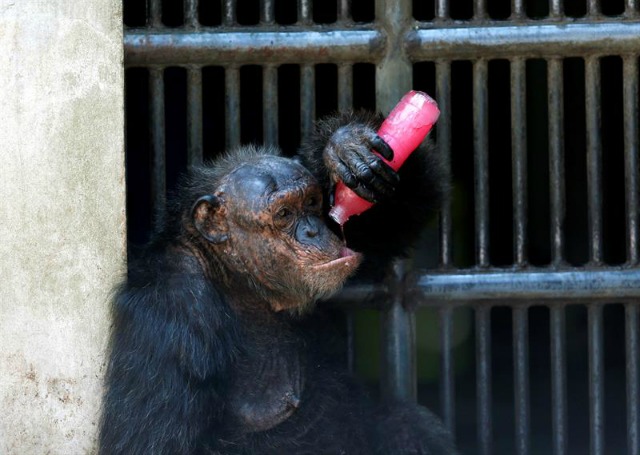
[100,112,455,454]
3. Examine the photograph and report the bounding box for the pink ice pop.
[328,90,440,225]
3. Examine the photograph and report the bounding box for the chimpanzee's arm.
[297,111,447,264]
[99,262,241,454]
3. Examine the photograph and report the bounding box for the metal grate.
[123,1,640,453]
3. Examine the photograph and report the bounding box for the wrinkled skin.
[99,112,455,455]
[191,157,363,313]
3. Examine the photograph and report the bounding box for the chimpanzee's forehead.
[223,157,315,203]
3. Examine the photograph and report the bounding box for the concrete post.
[0,0,126,453]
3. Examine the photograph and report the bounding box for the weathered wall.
[0,0,125,452]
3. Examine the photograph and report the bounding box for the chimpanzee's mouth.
[313,247,362,270]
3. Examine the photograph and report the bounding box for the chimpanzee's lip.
[313,247,362,270]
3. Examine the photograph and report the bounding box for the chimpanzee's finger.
[370,135,394,161]
[364,152,400,187]
[350,158,396,201]
[351,182,379,204]
[334,159,358,190]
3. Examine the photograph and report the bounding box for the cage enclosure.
[123,0,640,453]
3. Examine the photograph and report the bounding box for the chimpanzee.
[99,111,456,454]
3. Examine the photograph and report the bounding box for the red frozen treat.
[329,90,440,225]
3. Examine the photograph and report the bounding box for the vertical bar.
[261,0,275,24]
[436,60,453,268]
[375,0,412,111]
[440,307,456,438]
[475,0,487,19]
[338,0,350,21]
[381,260,416,402]
[298,0,312,24]
[550,0,563,17]
[186,67,203,166]
[585,57,603,265]
[474,59,490,267]
[223,0,236,25]
[149,0,162,27]
[548,58,566,266]
[300,64,315,142]
[550,306,568,455]
[337,64,353,112]
[263,65,278,147]
[374,0,416,403]
[225,67,241,149]
[149,67,166,231]
[513,307,530,455]
[512,58,528,266]
[381,283,416,402]
[184,0,198,27]
[476,305,493,455]
[627,304,640,455]
[627,0,638,16]
[587,0,600,16]
[588,304,605,455]
[436,0,449,20]
[511,0,525,18]
[624,56,639,265]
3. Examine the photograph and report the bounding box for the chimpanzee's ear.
[191,194,229,244]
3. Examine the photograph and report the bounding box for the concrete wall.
[0,0,126,452]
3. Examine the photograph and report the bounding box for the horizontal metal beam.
[124,27,385,66]
[411,268,640,304]
[407,21,640,59]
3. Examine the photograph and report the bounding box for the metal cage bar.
[588,304,605,455]
[627,303,640,455]
[511,0,525,19]
[337,64,353,111]
[225,66,241,149]
[550,0,563,17]
[300,64,315,141]
[474,0,487,20]
[338,0,350,22]
[476,305,493,455]
[261,0,275,24]
[184,0,198,28]
[585,56,604,265]
[513,307,530,455]
[405,23,640,61]
[435,0,449,20]
[149,67,166,229]
[298,0,312,25]
[186,67,203,165]
[262,65,278,146]
[550,306,568,455]
[436,60,453,268]
[149,0,161,27]
[548,58,566,266]
[511,58,528,267]
[223,0,235,25]
[624,56,639,265]
[382,272,417,401]
[473,59,490,268]
[375,0,416,404]
[439,306,456,437]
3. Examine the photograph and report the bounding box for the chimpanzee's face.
[191,156,361,312]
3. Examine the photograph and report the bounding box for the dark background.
[123,1,632,452]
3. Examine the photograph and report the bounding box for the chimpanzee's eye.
[276,207,292,219]
[306,195,321,210]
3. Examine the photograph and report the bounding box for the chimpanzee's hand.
[323,123,400,204]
